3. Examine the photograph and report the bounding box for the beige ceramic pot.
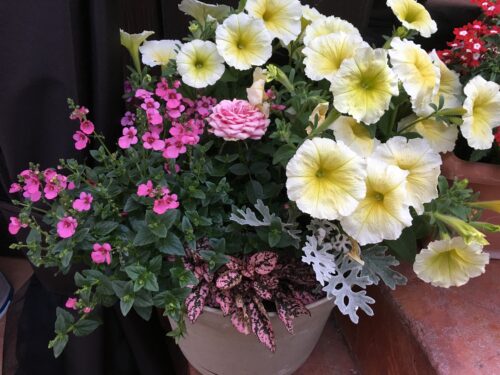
[169,297,334,375]
[441,153,500,259]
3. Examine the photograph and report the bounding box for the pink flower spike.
[137,180,154,197]
[8,217,27,235]
[72,192,93,212]
[73,131,89,150]
[118,127,138,149]
[142,132,165,151]
[9,183,22,193]
[57,216,78,238]
[65,297,78,310]
[91,243,112,265]
[121,111,136,126]
[70,106,89,121]
[80,120,95,135]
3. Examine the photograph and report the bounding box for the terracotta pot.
[169,297,334,375]
[441,153,500,259]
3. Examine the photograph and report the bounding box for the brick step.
[336,262,500,375]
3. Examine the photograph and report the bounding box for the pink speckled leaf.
[215,289,233,316]
[252,280,273,300]
[226,256,243,271]
[275,296,310,334]
[231,307,251,335]
[215,270,242,290]
[250,252,278,275]
[249,299,276,352]
[185,283,209,323]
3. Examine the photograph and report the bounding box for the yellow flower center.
[262,9,273,22]
[374,192,384,201]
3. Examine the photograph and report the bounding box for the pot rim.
[202,296,332,317]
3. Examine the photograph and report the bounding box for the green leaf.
[133,227,156,246]
[49,334,69,358]
[384,227,417,262]
[246,180,264,203]
[120,296,135,316]
[273,144,296,166]
[134,290,154,307]
[229,163,249,176]
[134,305,153,320]
[125,264,147,280]
[112,280,133,298]
[149,223,168,238]
[143,272,159,292]
[54,307,75,333]
[149,255,163,274]
[124,196,142,213]
[94,221,119,236]
[268,217,282,247]
[361,246,407,289]
[158,233,185,255]
[26,228,41,244]
[73,318,101,336]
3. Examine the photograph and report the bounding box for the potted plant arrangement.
[6,0,500,374]
[435,0,500,256]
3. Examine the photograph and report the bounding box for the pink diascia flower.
[73,131,89,150]
[65,297,78,310]
[118,127,138,149]
[162,138,186,159]
[8,217,27,235]
[142,132,165,151]
[80,120,95,135]
[72,192,93,212]
[137,180,154,197]
[91,243,112,265]
[9,183,22,193]
[57,216,78,238]
[153,188,179,215]
[83,307,93,314]
[135,89,153,100]
[207,99,270,141]
[20,170,42,202]
[67,181,76,190]
[70,106,89,120]
[121,111,136,126]
[146,108,163,126]
[141,97,160,111]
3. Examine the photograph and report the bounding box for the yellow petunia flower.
[303,33,367,82]
[461,76,500,150]
[245,0,302,45]
[307,102,330,134]
[139,40,180,67]
[286,138,367,220]
[329,116,380,157]
[372,136,441,215]
[340,159,412,245]
[414,237,489,288]
[120,29,155,72]
[389,38,440,114]
[215,13,272,71]
[178,0,231,26]
[398,115,458,154]
[331,47,399,125]
[387,0,437,38]
[301,4,324,29]
[303,16,360,46]
[428,50,463,113]
[176,40,225,88]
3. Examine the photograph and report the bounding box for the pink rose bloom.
[118,127,138,149]
[137,180,154,197]
[91,243,112,265]
[57,216,78,238]
[73,131,89,150]
[142,132,165,151]
[153,189,179,215]
[65,297,78,310]
[207,99,270,141]
[8,217,27,235]
[72,192,93,211]
[9,183,22,193]
[80,120,95,135]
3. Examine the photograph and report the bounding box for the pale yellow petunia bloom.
[245,0,303,45]
[387,0,437,38]
[340,159,412,245]
[331,47,399,125]
[389,38,440,114]
[139,40,180,67]
[414,237,489,288]
[428,50,463,112]
[371,136,442,215]
[398,115,459,154]
[303,33,367,82]
[286,138,367,220]
[176,40,225,88]
[178,0,231,26]
[461,76,500,150]
[215,13,272,71]
[329,116,380,157]
[303,16,361,46]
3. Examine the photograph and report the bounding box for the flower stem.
[397,113,434,135]
[307,109,341,139]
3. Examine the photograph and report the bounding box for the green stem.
[94,134,113,158]
[307,109,341,139]
[397,113,434,135]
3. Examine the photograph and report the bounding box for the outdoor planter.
[441,153,500,259]
[169,297,334,375]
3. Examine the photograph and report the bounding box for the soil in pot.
[169,297,334,375]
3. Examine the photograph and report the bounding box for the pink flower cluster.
[121,80,213,159]
[437,19,500,68]
[65,297,92,314]
[10,168,69,202]
[136,180,179,215]
[207,99,270,141]
[70,106,95,150]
